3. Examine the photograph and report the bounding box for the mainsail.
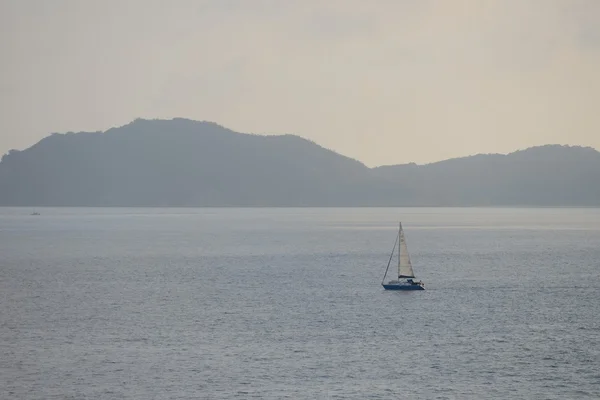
[398,223,415,278]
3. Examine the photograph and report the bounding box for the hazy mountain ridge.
[1,119,599,206]
[373,144,600,206]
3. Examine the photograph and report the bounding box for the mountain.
[373,145,600,206]
[1,118,599,206]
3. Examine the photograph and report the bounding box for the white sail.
[398,224,415,278]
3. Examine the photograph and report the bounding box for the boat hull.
[382,283,424,291]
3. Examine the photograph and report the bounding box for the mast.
[397,222,402,278]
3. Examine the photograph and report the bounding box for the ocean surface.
[1,207,600,399]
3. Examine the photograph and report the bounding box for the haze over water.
[2,207,600,399]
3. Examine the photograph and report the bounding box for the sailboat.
[382,222,424,291]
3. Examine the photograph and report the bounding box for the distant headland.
[1,118,599,206]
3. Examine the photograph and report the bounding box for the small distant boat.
[382,222,424,291]
[31,211,40,216]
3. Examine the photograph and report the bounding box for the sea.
[1,207,599,399]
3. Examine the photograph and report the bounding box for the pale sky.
[1,0,599,166]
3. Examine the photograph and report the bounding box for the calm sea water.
[1,207,600,399]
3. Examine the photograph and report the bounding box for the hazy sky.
[2,0,599,166]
